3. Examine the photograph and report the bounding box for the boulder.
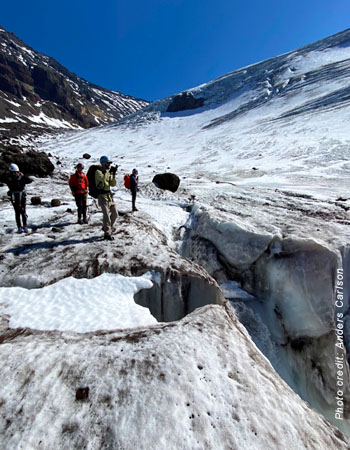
[83,153,91,159]
[152,173,180,193]
[50,199,61,207]
[31,196,42,206]
[166,92,204,113]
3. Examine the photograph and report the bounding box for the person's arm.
[84,174,89,193]
[110,172,116,187]
[95,169,107,190]
[130,175,138,190]
[22,175,33,184]
[69,174,76,194]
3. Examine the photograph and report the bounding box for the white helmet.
[9,163,19,172]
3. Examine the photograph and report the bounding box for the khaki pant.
[98,196,118,235]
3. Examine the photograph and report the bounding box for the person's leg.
[13,194,22,229]
[82,194,88,223]
[131,191,137,211]
[75,194,83,223]
[20,194,27,228]
[98,196,112,235]
[110,201,118,229]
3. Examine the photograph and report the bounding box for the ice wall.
[134,269,224,322]
[182,206,350,434]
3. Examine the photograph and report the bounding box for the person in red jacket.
[69,163,89,224]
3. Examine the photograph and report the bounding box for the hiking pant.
[11,191,27,229]
[74,193,87,220]
[98,196,118,235]
[131,189,137,210]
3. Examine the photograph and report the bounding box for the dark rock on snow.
[30,196,42,205]
[75,387,90,401]
[152,173,180,192]
[50,199,61,207]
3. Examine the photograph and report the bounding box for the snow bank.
[0,273,158,332]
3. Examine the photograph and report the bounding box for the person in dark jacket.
[6,163,33,233]
[69,163,89,224]
[130,168,139,211]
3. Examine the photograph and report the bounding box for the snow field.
[0,273,158,332]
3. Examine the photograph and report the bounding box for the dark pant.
[11,192,27,229]
[131,189,137,210]
[74,194,87,219]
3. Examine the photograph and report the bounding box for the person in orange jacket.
[69,163,89,224]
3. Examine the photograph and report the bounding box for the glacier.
[0,29,350,448]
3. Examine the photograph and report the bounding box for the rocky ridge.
[0,25,149,145]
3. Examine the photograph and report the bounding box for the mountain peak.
[0,25,149,144]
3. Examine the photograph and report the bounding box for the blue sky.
[1,1,350,101]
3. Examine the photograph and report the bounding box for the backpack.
[86,165,101,198]
[124,174,131,189]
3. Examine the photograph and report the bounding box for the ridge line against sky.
[1,0,350,101]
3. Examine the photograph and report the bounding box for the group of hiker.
[6,156,139,241]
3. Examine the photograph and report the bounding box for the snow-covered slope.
[44,29,350,197]
[0,29,350,448]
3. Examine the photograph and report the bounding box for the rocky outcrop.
[0,25,149,144]
[166,92,205,112]
[0,145,54,184]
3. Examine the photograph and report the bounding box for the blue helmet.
[100,156,111,164]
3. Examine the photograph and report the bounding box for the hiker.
[69,163,89,224]
[95,156,118,240]
[6,163,33,233]
[130,168,139,211]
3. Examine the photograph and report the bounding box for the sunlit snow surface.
[0,273,157,332]
[1,31,350,447]
[40,47,350,200]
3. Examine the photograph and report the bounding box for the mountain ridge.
[0,25,149,145]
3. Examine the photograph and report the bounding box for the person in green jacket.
[95,156,118,240]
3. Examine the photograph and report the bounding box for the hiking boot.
[83,217,88,224]
[104,233,114,241]
[132,207,139,212]
[77,218,82,225]
[23,227,29,233]
[18,227,24,233]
